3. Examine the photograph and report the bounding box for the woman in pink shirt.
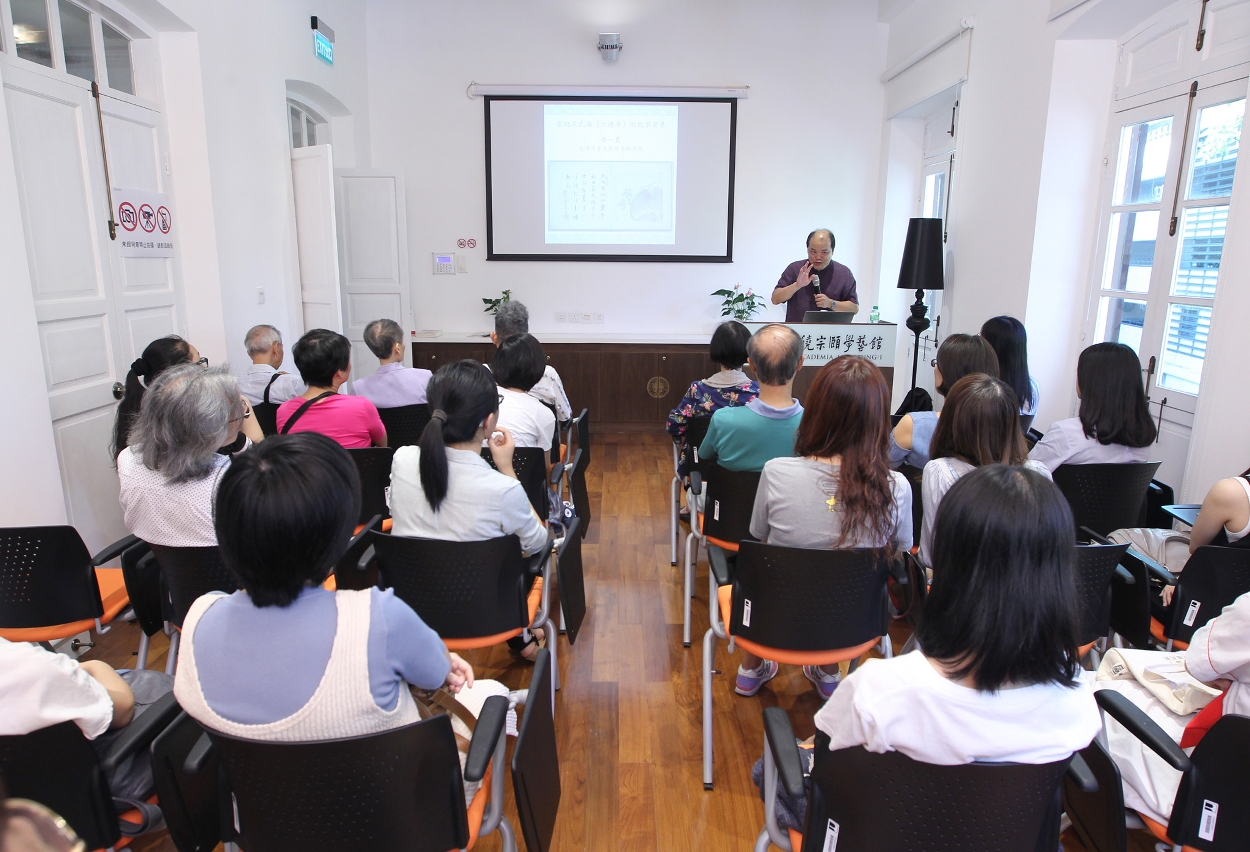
[277,329,386,448]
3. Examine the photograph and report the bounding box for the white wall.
[364,0,888,338]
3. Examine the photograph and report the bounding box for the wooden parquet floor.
[82,433,1158,852]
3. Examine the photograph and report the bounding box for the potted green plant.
[482,289,512,314]
[711,284,764,321]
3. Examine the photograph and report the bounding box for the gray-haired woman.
[118,364,263,547]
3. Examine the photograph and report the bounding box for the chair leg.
[543,616,560,698]
[165,630,180,676]
[759,741,794,852]
[683,531,696,648]
[136,632,150,670]
[670,474,679,566]
[702,626,717,790]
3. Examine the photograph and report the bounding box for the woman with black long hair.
[110,335,197,459]
[980,315,1038,417]
[1029,342,1156,471]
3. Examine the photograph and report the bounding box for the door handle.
[112,382,124,400]
[1143,355,1156,391]
[1155,397,1167,444]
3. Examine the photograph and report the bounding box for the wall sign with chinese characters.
[744,322,897,368]
[113,188,175,258]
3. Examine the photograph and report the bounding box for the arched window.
[4,0,136,95]
[288,99,329,148]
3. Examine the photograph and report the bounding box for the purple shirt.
[775,259,859,322]
[352,363,433,409]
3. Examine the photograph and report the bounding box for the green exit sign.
[314,30,333,64]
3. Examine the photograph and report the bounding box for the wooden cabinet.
[410,342,492,372]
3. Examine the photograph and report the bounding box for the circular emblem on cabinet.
[647,376,670,399]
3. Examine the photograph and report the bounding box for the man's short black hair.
[917,464,1081,692]
[293,328,351,387]
[806,229,835,251]
[492,333,546,392]
[214,432,360,607]
[709,321,751,369]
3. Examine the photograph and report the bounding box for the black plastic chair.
[512,648,561,852]
[150,710,222,852]
[554,516,586,646]
[683,464,761,648]
[1025,426,1045,450]
[760,709,1081,852]
[570,408,590,472]
[1019,413,1036,434]
[347,447,395,528]
[1052,462,1162,539]
[148,544,238,673]
[482,446,550,521]
[702,541,902,789]
[121,542,166,669]
[333,514,383,591]
[567,447,591,541]
[669,415,713,566]
[204,703,512,852]
[898,462,924,546]
[1157,544,1250,650]
[377,403,431,449]
[0,525,138,644]
[0,692,182,852]
[1064,690,1250,851]
[364,531,559,694]
[1073,542,1132,659]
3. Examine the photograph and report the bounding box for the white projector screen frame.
[484,95,738,263]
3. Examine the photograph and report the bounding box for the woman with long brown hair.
[735,355,912,699]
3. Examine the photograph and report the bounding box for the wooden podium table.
[408,323,896,432]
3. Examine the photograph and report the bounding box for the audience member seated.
[492,334,557,450]
[173,432,471,742]
[1029,342,1155,471]
[920,374,1051,567]
[890,333,999,469]
[980,315,1039,418]
[698,323,804,473]
[491,300,571,423]
[276,328,386,448]
[237,324,305,406]
[118,365,261,547]
[388,361,550,660]
[666,320,758,479]
[815,465,1100,764]
[352,318,433,408]
[111,335,198,460]
[738,355,911,699]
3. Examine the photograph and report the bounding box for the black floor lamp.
[896,217,945,394]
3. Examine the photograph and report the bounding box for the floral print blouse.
[666,370,759,476]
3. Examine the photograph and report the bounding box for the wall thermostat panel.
[432,253,456,274]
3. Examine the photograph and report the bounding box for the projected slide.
[544,104,678,245]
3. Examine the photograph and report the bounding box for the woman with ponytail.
[388,360,549,555]
[111,336,197,460]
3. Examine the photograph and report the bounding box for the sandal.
[513,627,546,662]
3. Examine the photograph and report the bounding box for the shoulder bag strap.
[279,391,336,434]
[262,372,281,404]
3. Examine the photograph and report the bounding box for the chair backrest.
[570,408,590,470]
[512,649,561,852]
[0,525,102,629]
[148,544,237,628]
[1062,739,1128,852]
[123,542,165,637]
[730,541,890,652]
[1167,713,1250,849]
[567,448,591,539]
[700,464,761,549]
[540,401,561,464]
[1073,542,1130,647]
[1146,478,1177,529]
[482,447,549,520]
[252,401,280,437]
[0,721,119,851]
[681,416,713,474]
[348,447,395,526]
[333,515,382,591]
[1052,462,1162,537]
[1025,427,1045,450]
[1167,545,1250,645]
[376,404,431,449]
[368,531,530,640]
[151,712,221,852]
[554,517,586,645]
[208,716,468,852]
[1019,413,1036,434]
[805,736,1070,852]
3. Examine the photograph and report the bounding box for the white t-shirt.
[1028,417,1152,472]
[117,445,228,546]
[0,638,113,739]
[496,387,556,449]
[814,651,1101,765]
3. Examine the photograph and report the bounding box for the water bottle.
[869,305,880,323]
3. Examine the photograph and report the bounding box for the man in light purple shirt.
[351,318,433,409]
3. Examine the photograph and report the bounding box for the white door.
[291,144,344,335]
[3,53,181,551]
[335,171,412,385]
[1085,77,1247,487]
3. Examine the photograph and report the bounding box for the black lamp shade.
[896,217,945,292]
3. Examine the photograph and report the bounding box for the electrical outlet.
[569,312,581,323]
[594,312,605,324]
[582,312,593,324]
[257,288,265,305]
[555,312,567,323]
